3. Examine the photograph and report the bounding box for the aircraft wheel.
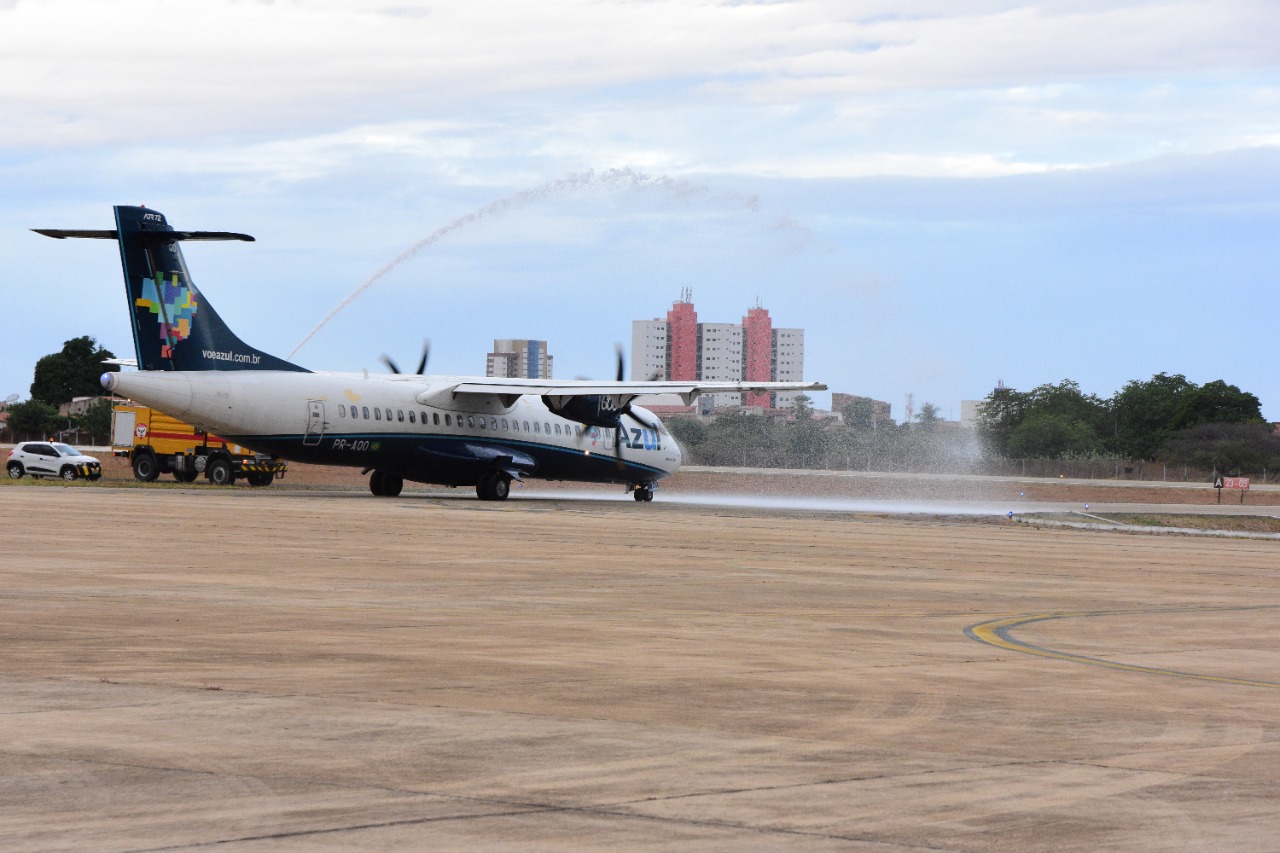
[633,486,654,502]
[6,462,23,479]
[491,475,510,501]
[174,469,199,483]
[476,472,510,501]
[370,470,402,497]
[246,471,273,487]
[207,458,235,486]
[132,451,160,482]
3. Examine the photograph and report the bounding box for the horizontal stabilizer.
[34,229,254,242]
[33,229,118,239]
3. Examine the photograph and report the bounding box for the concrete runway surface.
[3,485,1280,851]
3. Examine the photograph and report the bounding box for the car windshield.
[52,443,80,456]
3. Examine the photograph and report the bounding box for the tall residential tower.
[631,292,805,409]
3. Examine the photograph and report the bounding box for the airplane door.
[303,401,325,446]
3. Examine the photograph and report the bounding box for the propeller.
[607,345,664,470]
[381,340,430,375]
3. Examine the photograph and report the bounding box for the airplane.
[36,205,826,501]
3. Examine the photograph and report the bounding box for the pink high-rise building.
[630,291,806,410]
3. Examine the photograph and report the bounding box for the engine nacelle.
[542,394,626,429]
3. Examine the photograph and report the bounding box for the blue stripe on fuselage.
[222,430,672,487]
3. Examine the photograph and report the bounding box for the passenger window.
[500,419,508,430]
[467,416,475,428]
[385,408,392,421]
[374,408,382,420]
[554,424,561,435]
[444,413,451,426]
[490,418,498,430]
[534,421,540,433]
[362,407,370,419]
[433,412,440,426]
[524,421,530,432]
[407,411,413,423]
[338,404,346,417]
[544,422,551,434]
[479,418,486,430]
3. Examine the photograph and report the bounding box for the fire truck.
[111,404,287,486]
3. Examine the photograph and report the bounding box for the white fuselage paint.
[103,369,681,484]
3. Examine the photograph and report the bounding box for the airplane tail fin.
[35,205,307,373]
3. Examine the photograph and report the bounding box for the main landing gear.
[476,471,511,501]
[369,470,403,497]
[632,484,654,502]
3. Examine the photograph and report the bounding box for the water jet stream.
[289,168,765,359]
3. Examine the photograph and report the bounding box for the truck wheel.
[132,451,160,482]
[7,462,24,479]
[60,465,78,481]
[207,458,235,486]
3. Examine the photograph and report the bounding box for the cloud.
[3,0,1277,163]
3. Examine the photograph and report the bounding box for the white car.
[6,441,103,481]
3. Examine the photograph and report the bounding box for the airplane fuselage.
[104,369,681,489]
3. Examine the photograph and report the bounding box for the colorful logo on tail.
[136,272,198,359]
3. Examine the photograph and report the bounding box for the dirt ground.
[2,481,1280,850]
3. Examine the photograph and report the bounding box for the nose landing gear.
[632,484,654,502]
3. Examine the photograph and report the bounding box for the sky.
[2,0,1278,421]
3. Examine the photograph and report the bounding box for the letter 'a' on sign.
[1214,476,1224,488]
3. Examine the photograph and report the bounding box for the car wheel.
[207,458,235,486]
[132,451,160,482]
[60,465,77,481]
[6,462,23,479]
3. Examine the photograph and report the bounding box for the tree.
[915,402,942,431]
[1006,411,1101,458]
[787,415,831,467]
[977,380,1108,458]
[976,384,1026,456]
[1172,380,1263,430]
[30,336,118,407]
[1162,423,1280,476]
[5,399,59,442]
[791,394,813,420]
[72,398,115,446]
[1111,373,1196,460]
[841,397,877,431]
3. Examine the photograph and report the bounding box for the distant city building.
[630,290,805,409]
[486,339,553,379]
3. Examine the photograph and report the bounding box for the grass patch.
[1025,512,1280,533]
[1101,513,1280,533]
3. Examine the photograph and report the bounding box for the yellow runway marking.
[965,607,1280,689]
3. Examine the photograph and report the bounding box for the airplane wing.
[417,378,827,409]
